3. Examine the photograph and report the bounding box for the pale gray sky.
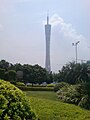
[0,0,90,72]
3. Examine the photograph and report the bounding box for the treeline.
[54,62,90,84]
[0,60,53,85]
[0,59,90,85]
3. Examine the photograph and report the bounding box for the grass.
[25,91,57,101]
[25,91,90,120]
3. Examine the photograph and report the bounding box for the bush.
[0,79,37,120]
[57,84,90,109]
[16,82,25,86]
[54,82,70,92]
[78,95,90,109]
[26,83,40,87]
[47,84,55,87]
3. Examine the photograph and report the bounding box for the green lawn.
[25,91,90,120]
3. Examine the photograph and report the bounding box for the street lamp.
[72,41,80,64]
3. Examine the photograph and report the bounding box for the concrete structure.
[45,15,51,72]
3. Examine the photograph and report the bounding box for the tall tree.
[0,60,10,70]
[57,62,90,84]
[5,70,16,82]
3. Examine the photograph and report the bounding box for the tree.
[76,63,90,83]
[53,72,63,82]
[5,70,16,82]
[57,62,90,84]
[23,64,33,84]
[0,59,53,84]
[0,60,10,70]
[0,68,5,79]
[31,64,48,85]
[14,63,23,71]
[47,72,53,84]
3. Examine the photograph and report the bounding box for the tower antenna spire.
[47,10,49,25]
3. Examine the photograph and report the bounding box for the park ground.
[25,91,90,120]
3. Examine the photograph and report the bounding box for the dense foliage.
[0,60,53,85]
[0,79,37,120]
[0,60,90,85]
[54,62,90,84]
[16,82,25,86]
[57,83,90,109]
[54,82,69,92]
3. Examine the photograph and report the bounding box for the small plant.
[47,84,55,87]
[16,82,25,86]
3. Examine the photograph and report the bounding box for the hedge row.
[17,86,54,91]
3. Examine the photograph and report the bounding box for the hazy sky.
[0,0,90,72]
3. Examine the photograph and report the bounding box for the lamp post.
[72,41,80,64]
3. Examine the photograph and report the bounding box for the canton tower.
[45,15,51,72]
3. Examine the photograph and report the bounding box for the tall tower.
[45,15,51,72]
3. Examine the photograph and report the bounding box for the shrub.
[0,79,37,120]
[54,82,70,92]
[47,84,55,87]
[26,83,33,87]
[16,82,25,86]
[57,84,90,109]
[78,95,90,109]
[26,83,40,87]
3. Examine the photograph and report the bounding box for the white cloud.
[50,14,87,43]
[48,14,89,72]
